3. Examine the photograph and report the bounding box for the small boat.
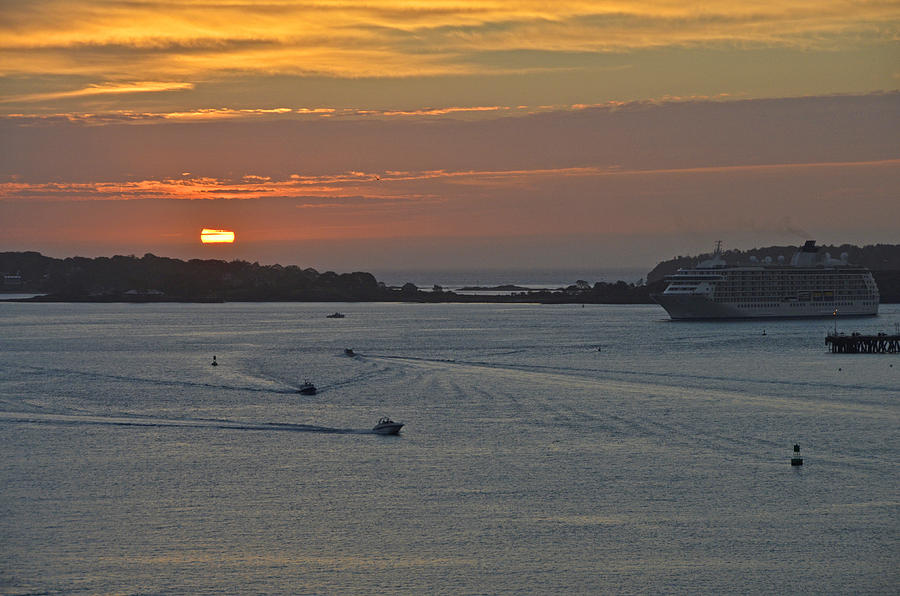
[372,417,403,435]
[344,348,355,356]
[211,355,218,366]
[298,380,317,395]
[326,312,345,318]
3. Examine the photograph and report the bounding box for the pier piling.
[825,333,900,354]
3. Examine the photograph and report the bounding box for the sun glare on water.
[200,228,235,244]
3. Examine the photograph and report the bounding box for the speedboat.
[344,348,355,356]
[372,417,403,435]
[298,380,317,395]
[326,312,345,318]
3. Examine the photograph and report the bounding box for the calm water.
[1,302,898,594]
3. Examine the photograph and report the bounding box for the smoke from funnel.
[779,217,812,240]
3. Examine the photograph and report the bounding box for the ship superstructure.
[654,241,879,320]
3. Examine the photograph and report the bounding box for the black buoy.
[791,443,803,466]
[211,355,218,366]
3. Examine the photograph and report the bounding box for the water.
[1,302,898,594]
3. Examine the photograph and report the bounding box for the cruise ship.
[654,241,879,320]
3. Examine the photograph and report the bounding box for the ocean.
[1,302,898,594]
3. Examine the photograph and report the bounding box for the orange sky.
[1,2,898,272]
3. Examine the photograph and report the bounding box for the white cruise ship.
[654,241,879,320]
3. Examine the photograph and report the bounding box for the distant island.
[2,244,899,303]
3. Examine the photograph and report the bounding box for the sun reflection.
[200,228,235,243]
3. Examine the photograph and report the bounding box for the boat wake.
[15,365,300,395]
[0,411,380,434]
[366,354,899,401]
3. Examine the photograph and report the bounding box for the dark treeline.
[0,252,386,302]
[648,243,900,281]
[0,251,653,304]
[2,246,899,303]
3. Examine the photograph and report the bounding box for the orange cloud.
[3,159,897,204]
[2,1,896,83]
[0,97,741,126]
[381,106,510,117]
[0,82,194,104]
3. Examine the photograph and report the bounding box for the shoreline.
[2,293,657,305]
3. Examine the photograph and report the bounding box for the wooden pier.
[825,332,900,354]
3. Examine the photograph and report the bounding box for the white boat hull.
[372,423,403,435]
[654,294,878,320]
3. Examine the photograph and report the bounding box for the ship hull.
[654,294,878,320]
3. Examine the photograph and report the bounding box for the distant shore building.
[3,274,23,289]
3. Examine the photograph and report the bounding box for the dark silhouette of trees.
[0,252,390,302]
[2,244,898,303]
[647,243,900,283]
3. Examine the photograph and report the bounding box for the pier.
[825,332,900,354]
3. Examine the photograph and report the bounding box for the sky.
[1,1,898,275]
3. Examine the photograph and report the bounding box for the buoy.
[211,355,218,366]
[791,443,803,466]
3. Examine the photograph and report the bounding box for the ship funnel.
[790,240,819,267]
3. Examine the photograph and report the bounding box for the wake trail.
[0,411,382,435]
[365,354,899,413]
[16,365,299,395]
[368,354,900,396]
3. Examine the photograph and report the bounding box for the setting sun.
[200,228,235,244]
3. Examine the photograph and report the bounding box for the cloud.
[3,92,897,184]
[1,105,524,124]
[380,106,511,117]
[2,1,896,83]
[1,81,194,103]
[3,159,897,204]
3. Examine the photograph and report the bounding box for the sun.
[200,228,235,244]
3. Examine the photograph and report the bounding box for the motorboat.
[326,312,345,318]
[344,348,355,356]
[372,417,403,435]
[298,380,317,395]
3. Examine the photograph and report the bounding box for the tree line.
[1,247,898,303]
